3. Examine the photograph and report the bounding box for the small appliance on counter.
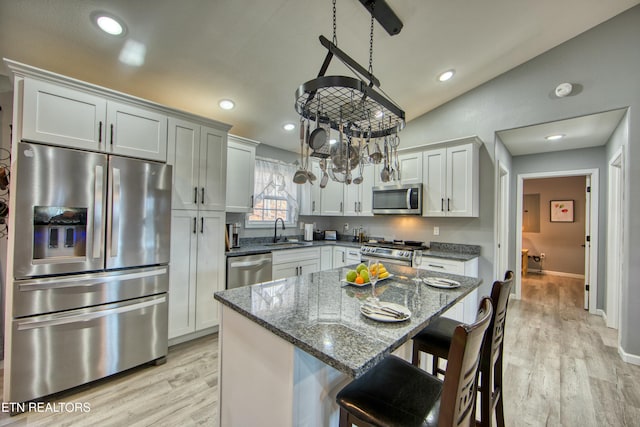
[304,224,314,241]
[313,230,325,241]
[324,230,337,241]
[227,223,240,248]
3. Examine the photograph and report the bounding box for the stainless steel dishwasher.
[226,252,273,289]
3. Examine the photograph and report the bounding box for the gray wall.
[382,6,640,356]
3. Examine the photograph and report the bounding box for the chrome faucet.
[274,217,285,243]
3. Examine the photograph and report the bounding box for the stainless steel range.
[360,241,428,266]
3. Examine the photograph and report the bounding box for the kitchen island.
[214,264,481,427]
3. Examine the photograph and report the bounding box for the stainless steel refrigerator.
[6,141,172,403]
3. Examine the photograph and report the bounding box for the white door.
[167,118,200,210]
[106,100,167,161]
[447,145,472,216]
[199,126,227,211]
[422,148,446,217]
[168,210,198,339]
[195,211,225,330]
[226,138,256,212]
[583,176,591,310]
[22,78,106,151]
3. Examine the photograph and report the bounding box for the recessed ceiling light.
[219,99,235,110]
[437,69,455,82]
[283,123,296,131]
[545,134,565,141]
[91,12,126,36]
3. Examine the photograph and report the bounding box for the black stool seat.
[336,355,442,427]
[413,316,456,349]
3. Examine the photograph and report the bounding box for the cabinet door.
[195,211,225,330]
[333,247,347,268]
[343,182,359,216]
[299,258,320,275]
[320,246,333,271]
[447,144,476,217]
[199,126,227,211]
[272,261,300,280]
[398,152,422,185]
[22,78,106,151]
[167,118,200,210]
[168,210,198,339]
[106,101,167,161]
[359,164,375,216]
[422,148,446,217]
[300,160,322,215]
[226,137,256,212]
[320,178,344,215]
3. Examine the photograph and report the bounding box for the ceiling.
[0,0,638,153]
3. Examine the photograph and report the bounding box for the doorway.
[495,162,509,278]
[606,148,624,330]
[515,169,599,314]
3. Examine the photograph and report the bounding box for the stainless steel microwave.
[372,184,422,215]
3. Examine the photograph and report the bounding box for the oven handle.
[16,295,166,331]
[361,255,411,266]
[17,268,168,292]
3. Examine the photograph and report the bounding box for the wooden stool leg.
[411,345,420,367]
[478,369,491,427]
[495,355,505,427]
[339,407,349,427]
[432,355,439,376]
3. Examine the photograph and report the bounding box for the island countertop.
[214,264,481,378]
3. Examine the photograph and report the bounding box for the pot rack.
[294,34,405,150]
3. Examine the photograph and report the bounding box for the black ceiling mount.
[358,0,403,36]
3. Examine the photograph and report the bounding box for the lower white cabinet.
[320,246,333,271]
[169,210,225,339]
[333,245,361,268]
[419,256,479,323]
[272,247,321,280]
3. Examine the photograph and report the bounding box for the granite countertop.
[225,240,362,257]
[214,264,481,378]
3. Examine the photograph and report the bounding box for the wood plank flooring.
[503,274,640,426]
[1,273,639,426]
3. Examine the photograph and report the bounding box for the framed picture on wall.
[550,200,574,222]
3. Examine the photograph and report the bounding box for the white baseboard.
[527,269,585,279]
[168,326,218,347]
[619,346,640,366]
[597,309,607,321]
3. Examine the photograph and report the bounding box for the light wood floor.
[1,274,639,426]
[503,273,640,426]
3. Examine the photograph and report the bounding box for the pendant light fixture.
[294,0,405,185]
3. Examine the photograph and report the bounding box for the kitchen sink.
[264,241,311,248]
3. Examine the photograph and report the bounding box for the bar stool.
[336,298,493,427]
[411,271,515,427]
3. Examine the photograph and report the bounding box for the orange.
[355,276,365,284]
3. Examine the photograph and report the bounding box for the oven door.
[361,254,412,267]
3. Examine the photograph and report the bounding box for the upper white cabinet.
[22,78,167,161]
[300,160,322,215]
[320,175,345,216]
[344,164,374,216]
[396,151,423,185]
[422,140,480,217]
[168,117,227,211]
[226,135,259,213]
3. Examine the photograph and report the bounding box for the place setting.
[357,260,411,322]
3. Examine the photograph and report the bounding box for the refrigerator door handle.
[110,167,121,258]
[16,295,166,331]
[17,267,168,292]
[93,165,104,259]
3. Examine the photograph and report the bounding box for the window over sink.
[245,157,299,228]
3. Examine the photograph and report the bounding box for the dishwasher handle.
[229,259,271,269]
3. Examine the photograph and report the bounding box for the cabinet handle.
[98,121,103,143]
[441,198,444,212]
[110,124,114,145]
[428,264,444,269]
[447,198,451,211]
[358,201,361,212]
[194,187,198,204]
[250,195,254,208]
[193,217,197,234]
[201,217,204,234]
[312,201,316,212]
[340,202,343,213]
[299,266,302,276]
[342,252,345,263]
[201,187,205,204]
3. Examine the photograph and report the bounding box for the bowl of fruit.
[343,263,392,287]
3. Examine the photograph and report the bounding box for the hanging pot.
[309,111,327,150]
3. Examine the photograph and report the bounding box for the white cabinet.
[169,210,225,339]
[344,164,374,216]
[22,78,167,161]
[272,247,321,280]
[419,256,479,323]
[422,141,479,217]
[320,246,333,271]
[397,151,423,185]
[226,135,259,212]
[300,160,323,215]
[320,176,344,215]
[333,246,361,268]
[168,118,227,211]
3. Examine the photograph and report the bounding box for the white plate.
[423,277,461,289]
[360,302,411,323]
[342,274,394,287]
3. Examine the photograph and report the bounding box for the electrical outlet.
[344,223,349,232]
[433,226,440,236]
[540,252,546,259]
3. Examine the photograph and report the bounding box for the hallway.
[503,274,640,426]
